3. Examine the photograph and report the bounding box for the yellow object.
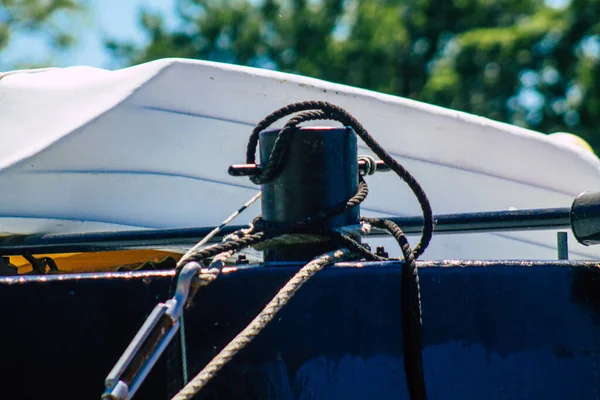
[11,250,183,274]
[548,132,595,154]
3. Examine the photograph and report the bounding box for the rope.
[169,177,369,281]
[167,195,260,395]
[171,248,354,400]
[251,233,330,250]
[358,155,377,176]
[245,101,433,257]
[328,218,428,399]
[168,101,433,400]
[362,217,427,399]
[245,101,431,399]
[177,191,262,268]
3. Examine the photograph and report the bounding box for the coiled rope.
[170,101,434,400]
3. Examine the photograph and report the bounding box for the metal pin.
[557,231,568,260]
[228,159,390,177]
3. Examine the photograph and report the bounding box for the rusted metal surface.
[0,260,599,399]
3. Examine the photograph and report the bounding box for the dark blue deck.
[1,260,599,399]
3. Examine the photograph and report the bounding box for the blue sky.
[3,0,178,70]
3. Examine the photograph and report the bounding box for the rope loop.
[169,101,433,400]
[245,100,433,258]
[358,155,377,176]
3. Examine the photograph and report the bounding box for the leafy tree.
[0,0,84,68]
[107,0,600,152]
[423,0,600,150]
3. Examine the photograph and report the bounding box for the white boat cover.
[1,58,599,260]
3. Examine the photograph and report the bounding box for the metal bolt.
[236,254,249,265]
[375,246,388,258]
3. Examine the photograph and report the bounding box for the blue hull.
[1,260,599,399]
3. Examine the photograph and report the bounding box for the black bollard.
[259,126,359,261]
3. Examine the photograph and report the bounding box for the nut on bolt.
[375,246,388,258]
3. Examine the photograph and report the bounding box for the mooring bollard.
[259,126,359,261]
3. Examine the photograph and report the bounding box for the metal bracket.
[102,262,202,400]
[22,253,60,275]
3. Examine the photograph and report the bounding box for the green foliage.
[423,0,600,151]
[0,0,84,68]
[108,0,600,152]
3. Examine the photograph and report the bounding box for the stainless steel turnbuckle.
[101,262,203,400]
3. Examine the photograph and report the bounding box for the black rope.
[362,217,427,400]
[168,176,369,296]
[328,216,427,399]
[245,101,433,257]
[246,101,432,400]
[171,101,433,400]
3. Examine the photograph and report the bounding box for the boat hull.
[1,261,599,399]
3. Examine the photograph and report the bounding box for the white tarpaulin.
[1,58,599,259]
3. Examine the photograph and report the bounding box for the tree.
[0,0,84,69]
[423,0,600,150]
[106,0,600,152]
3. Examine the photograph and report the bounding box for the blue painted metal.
[259,127,359,261]
[0,261,599,399]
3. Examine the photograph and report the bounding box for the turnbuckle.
[101,262,203,400]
